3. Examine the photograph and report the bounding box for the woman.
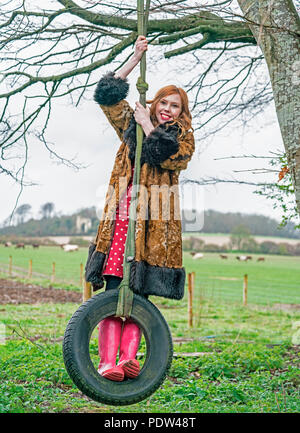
[85,36,195,381]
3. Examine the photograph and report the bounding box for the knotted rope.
[116,0,150,318]
[136,76,149,95]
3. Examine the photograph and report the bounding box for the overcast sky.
[0,46,292,228]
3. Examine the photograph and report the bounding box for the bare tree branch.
[0,0,298,221]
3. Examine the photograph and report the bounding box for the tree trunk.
[237,0,300,215]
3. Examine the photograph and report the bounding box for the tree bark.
[237,0,300,214]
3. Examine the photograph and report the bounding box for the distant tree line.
[1,206,299,240]
[183,223,300,256]
[0,206,99,237]
[182,210,300,239]
[2,202,56,226]
[183,236,300,256]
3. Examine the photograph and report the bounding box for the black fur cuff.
[94,71,129,106]
[129,260,185,300]
[85,246,105,289]
[143,125,179,167]
[85,242,96,269]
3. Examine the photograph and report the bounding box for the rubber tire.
[63,289,173,406]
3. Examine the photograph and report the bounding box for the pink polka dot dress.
[102,169,134,279]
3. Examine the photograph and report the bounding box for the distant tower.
[76,216,92,234]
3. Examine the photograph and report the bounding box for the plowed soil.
[0,278,82,304]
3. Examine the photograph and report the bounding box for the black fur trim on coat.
[94,72,129,106]
[129,260,185,300]
[143,125,179,166]
[124,117,180,167]
[85,244,106,290]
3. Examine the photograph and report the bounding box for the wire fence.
[0,259,84,289]
[185,271,300,328]
[193,274,300,306]
[0,259,299,310]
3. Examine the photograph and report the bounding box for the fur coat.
[85,72,195,299]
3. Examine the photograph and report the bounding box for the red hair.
[147,85,193,137]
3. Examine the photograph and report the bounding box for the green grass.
[0,300,299,413]
[0,245,299,413]
[0,246,299,305]
[0,245,87,287]
[184,252,300,306]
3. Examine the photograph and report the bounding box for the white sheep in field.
[62,244,79,252]
[236,255,248,261]
[191,252,204,259]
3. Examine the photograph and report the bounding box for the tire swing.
[63,0,173,406]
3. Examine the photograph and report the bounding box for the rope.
[116,0,150,318]
[136,76,149,95]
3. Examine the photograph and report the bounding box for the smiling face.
[155,93,182,125]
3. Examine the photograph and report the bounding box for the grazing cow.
[236,255,249,261]
[15,243,25,249]
[32,244,40,248]
[220,254,228,259]
[62,244,79,252]
[4,242,12,247]
[190,252,204,259]
[246,256,252,260]
[257,257,265,262]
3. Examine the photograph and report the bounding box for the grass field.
[184,252,300,306]
[1,297,299,413]
[0,245,299,305]
[0,245,299,413]
[0,245,88,287]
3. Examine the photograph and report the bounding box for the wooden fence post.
[28,259,32,279]
[79,263,84,287]
[51,262,56,283]
[188,272,194,328]
[83,280,92,302]
[243,274,248,306]
[9,256,12,277]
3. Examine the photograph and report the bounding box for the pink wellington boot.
[97,316,124,382]
[117,319,142,379]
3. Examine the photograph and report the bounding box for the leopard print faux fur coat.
[85,72,195,299]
